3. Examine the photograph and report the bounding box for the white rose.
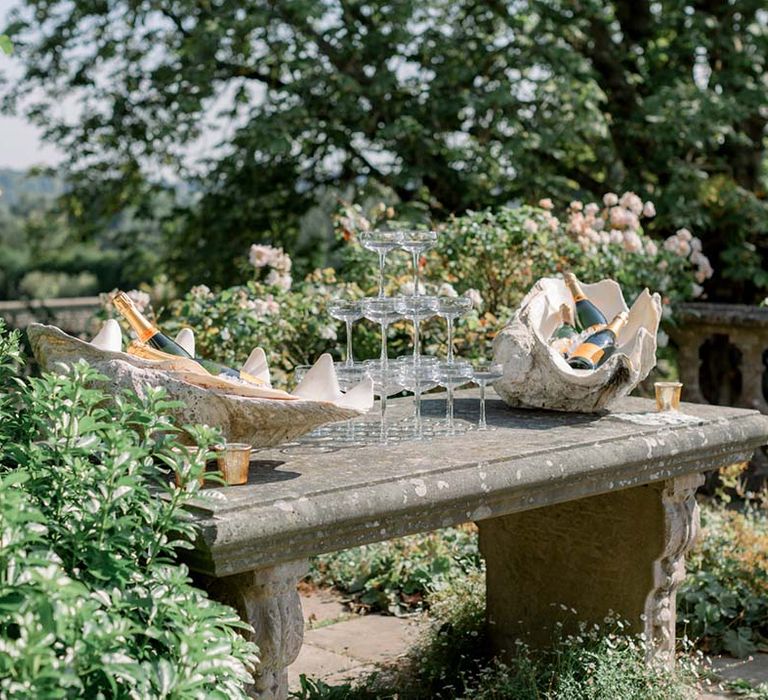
[266,270,292,291]
[319,325,337,341]
[465,288,483,309]
[623,231,643,253]
[603,192,619,207]
[438,282,458,297]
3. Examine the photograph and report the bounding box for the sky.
[0,0,63,170]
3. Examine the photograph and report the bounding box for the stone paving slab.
[287,644,363,690]
[300,588,349,627]
[711,653,768,686]
[302,614,423,664]
[288,591,426,691]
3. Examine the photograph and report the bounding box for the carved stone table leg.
[202,560,308,699]
[477,474,703,666]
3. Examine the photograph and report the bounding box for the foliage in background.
[0,169,148,301]
[4,0,766,300]
[292,568,702,700]
[678,499,768,658]
[308,525,480,615]
[0,322,258,698]
[105,191,712,382]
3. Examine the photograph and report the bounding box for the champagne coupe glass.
[292,364,312,391]
[437,360,474,434]
[400,363,440,439]
[398,229,438,296]
[361,297,403,368]
[436,296,473,363]
[328,299,363,367]
[359,231,404,297]
[364,360,404,443]
[473,361,504,431]
[336,364,369,443]
[394,295,439,365]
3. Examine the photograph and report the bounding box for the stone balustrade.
[672,303,768,413]
[671,302,768,479]
[0,296,101,337]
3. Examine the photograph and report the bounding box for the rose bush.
[103,194,711,386]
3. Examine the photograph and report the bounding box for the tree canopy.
[3,1,767,299]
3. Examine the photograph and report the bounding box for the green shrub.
[137,194,711,386]
[0,322,258,698]
[308,526,481,615]
[678,501,768,657]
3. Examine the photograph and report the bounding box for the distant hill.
[0,168,64,208]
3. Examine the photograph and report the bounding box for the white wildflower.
[438,282,458,297]
[522,218,538,234]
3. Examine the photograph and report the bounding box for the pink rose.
[603,192,619,207]
[538,198,553,210]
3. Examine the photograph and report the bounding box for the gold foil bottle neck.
[563,272,586,302]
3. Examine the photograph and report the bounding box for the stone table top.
[185,391,768,577]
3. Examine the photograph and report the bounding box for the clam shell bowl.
[27,322,373,448]
[492,277,662,413]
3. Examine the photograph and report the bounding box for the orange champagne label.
[569,342,605,364]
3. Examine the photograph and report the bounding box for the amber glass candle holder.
[654,381,683,412]
[215,443,252,485]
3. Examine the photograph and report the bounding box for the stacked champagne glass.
[317,229,502,443]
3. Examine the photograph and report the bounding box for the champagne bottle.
[567,311,629,370]
[112,292,263,384]
[552,303,578,340]
[563,272,607,331]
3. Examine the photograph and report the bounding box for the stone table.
[185,392,768,699]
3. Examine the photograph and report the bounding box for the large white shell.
[27,323,373,448]
[492,277,662,413]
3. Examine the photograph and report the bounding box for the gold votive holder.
[215,443,252,485]
[654,381,683,412]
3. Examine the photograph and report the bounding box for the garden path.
[287,589,425,691]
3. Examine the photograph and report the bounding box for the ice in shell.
[492,277,662,413]
[27,323,373,448]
